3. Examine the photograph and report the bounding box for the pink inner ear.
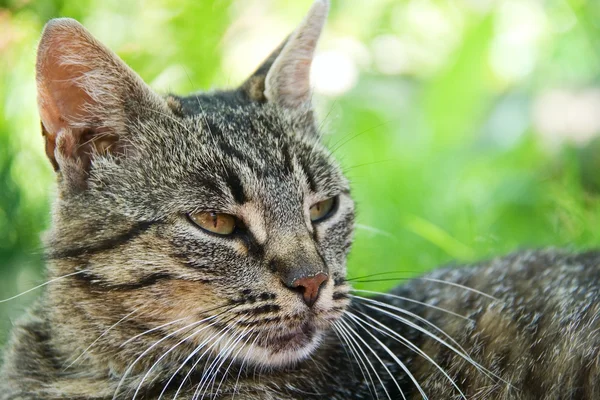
[37,24,97,136]
[37,42,100,170]
[36,19,121,172]
[35,18,166,178]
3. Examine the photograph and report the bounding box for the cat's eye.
[309,197,336,222]
[189,212,236,235]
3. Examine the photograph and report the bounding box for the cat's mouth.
[233,319,324,368]
[260,321,317,352]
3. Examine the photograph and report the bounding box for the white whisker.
[120,317,188,347]
[338,318,396,400]
[333,322,379,400]
[173,321,240,400]
[196,328,244,399]
[231,332,261,399]
[349,309,463,399]
[355,224,398,240]
[350,294,472,356]
[344,315,418,400]
[131,317,226,400]
[417,277,498,301]
[157,323,232,400]
[211,327,252,398]
[0,270,89,303]
[359,299,505,384]
[112,313,226,399]
[192,325,242,400]
[64,308,139,371]
[351,289,472,321]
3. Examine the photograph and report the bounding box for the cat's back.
[376,249,600,399]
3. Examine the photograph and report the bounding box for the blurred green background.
[1,0,600,347]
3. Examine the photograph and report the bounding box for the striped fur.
[1,1,599,399]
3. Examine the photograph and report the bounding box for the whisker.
[343,159,395,173]
[333,322,379,400]
[196,329,243,399]
[156,323,231,400]
[331,326,360,382]
[169,331,225,400]
[120,303,232,347]
[112,308,233,399]
[418,277,499,301]
[192,324,244,400]
[231,332,261,399]
[63,308,140,371]
[354,224,398,240]
[350,294,471,359]
[338,318,396,400]
[308,99,337,160]
[159,315,239,399]
[345,271,421,282]
[351,289,472,321]
[349,309,465,400]
[345,311,426,400]
[208,327,252,398]
[346,273,500,302]
[329,119,393,155]
[0,270,89,303]
[120,317,189,348]
[359,301,505,384]
[173,317,241,400]
[131,316,229,400]
[348,278,419,284]
[215,327,254,397]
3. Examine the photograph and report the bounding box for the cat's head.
[37,0,354,372]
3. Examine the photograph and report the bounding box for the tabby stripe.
[233,304,280,316]
[280,141,294,175]
[217,140,251,166]
[333,291,349,300]
[333,276,346,287]
[45,221,155,260]
[300,159,318,192]
[73,271,174,291]
[224,165,247,204]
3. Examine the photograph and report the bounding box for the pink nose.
[290,273,329,307]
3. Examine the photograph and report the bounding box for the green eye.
[189,212,236,235]
[309,197,336,222]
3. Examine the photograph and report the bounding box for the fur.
[1,1,599,399]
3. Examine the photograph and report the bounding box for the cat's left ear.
[36,18,169,184]
[241,0,329,108]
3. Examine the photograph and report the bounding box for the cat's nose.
[288,272,329,307]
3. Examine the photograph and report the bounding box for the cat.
[1,0,599,399]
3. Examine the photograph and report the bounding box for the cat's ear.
[36,18,168,185]
[241,0,329,108]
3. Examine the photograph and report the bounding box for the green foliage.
[1,0,600,347]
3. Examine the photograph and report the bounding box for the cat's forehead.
[113,96,344,218]
[164,94,322,176]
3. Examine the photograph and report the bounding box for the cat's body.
[1,1,599,399]
[3,250,600,399]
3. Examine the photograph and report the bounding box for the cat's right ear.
[36,18,169,188]
[240,0,329,109]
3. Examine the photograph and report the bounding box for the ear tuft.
[241,0,329,108]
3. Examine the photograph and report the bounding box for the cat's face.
[39,1,353,369]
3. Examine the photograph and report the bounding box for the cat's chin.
[236,324,325,368]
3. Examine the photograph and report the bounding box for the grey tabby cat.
[1,1,599,399]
